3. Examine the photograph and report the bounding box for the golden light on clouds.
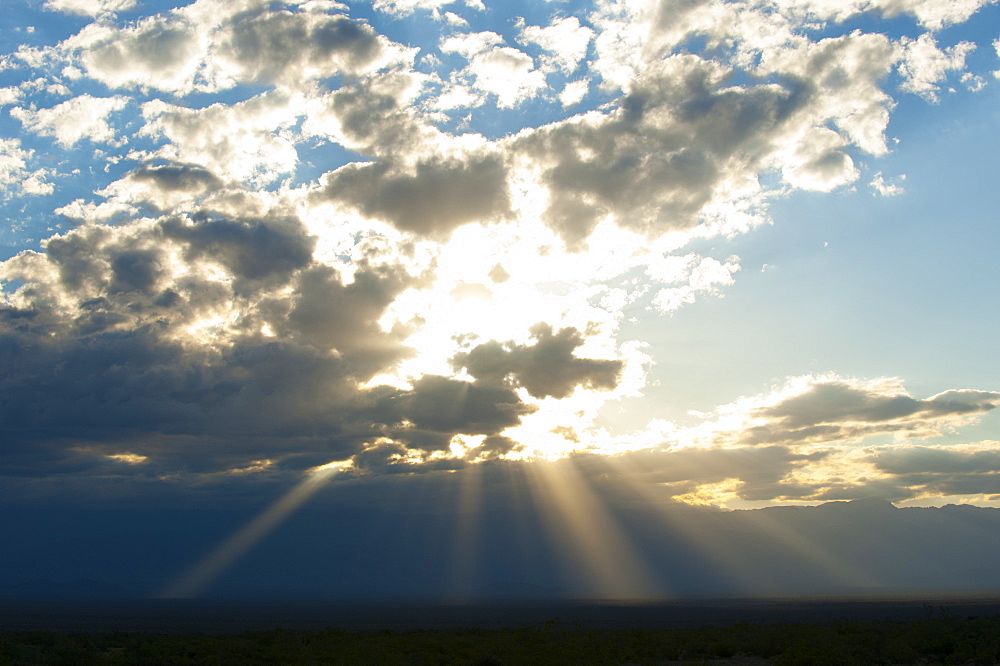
[106,452,149,465]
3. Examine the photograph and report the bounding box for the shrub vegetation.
[2,614,999,664]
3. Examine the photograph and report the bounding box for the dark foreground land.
[2,599,1000,664]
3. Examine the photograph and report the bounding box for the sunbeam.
[447,463,484,601]
[525,458,663,599]
[159,462,351,599]
[592,451,758,595]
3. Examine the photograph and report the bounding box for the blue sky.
[1,0,999,599]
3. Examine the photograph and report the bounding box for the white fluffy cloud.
[440,32,547,108]
[44,0,135,16]
[649,254,741,312]
[770,0,997,30]
[374,0,484,17]
[140,93,302,185]
[559,78,591,107]
[519,16,595,73]
[0,138,53,198]
[10,94,128,147]
[898,34,976,102]
[76,16,208,94]
[0,87,22,106]
[870,171,905,196]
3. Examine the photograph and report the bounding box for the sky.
[1,0,1000,600]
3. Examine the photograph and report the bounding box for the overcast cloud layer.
[1,0,998,516]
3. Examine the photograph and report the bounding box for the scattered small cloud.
[898,34,976,102]
[870,171,906,196]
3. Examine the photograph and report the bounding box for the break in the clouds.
[0,0,998,515]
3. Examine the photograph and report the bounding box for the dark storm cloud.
[453,323,623,399]
[41,224,123,293]
[108,248,162,294]
[0,325,369,468]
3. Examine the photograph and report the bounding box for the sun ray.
[159,461,351,598]
[594,452,762,595]
[524,458,663,600]
[446,463,484,601]
[744,507,881,593]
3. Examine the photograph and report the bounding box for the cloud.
[140,93,301,185]
[510,54,810,245]
[519,16,594,74]
[377,374,537,440]
[874,443,1000,476]
[701,376,1000,450]
[214,10,393,86]
[440,31,504,58]
[879,0,998,31]
[102,163,225,212]
[760,0,996,31]
[301,72,434,155]
[648,254,740,312]
[453,323,624,399]
[44,0,135,16]
[559,79,590,107]
[78,15,206,93]
[0,138,54,198]
[870,171,905,196]
[10,94,128,148]
[627,445,820,490]
[761,383,997,428]
[441,33,547,108]
[160,214,315,289]
[0,206,469,480]
[374,0,485,18]
[898,34,976,102]
[818,442,1000,500]
[73,3,404,95]
[314,151,511,237]
[0,87,23,106]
